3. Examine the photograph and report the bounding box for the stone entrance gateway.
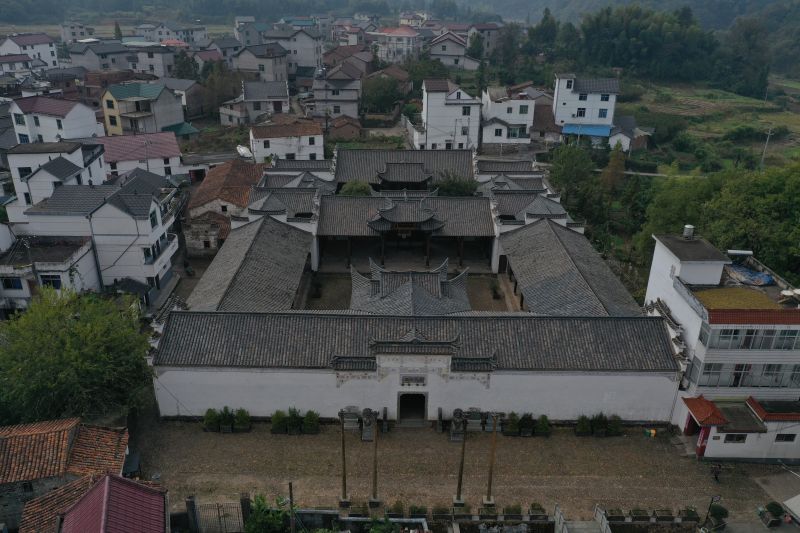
[398,393,427,423]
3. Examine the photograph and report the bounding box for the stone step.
[565,521,603,533]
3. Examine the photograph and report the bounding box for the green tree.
[527,7,558,52]
[361,76,401,113]
[492,23,523,67]
[245,495,288,533]
[466,32,484,59]
[340,181,373,196]
[437,172,478,196]
[174,49,199,80]
[548,143,594,203]
[713,17,771,97]
[405,58,449,98]
[0,289,151,424]
[113,21,122,40]
[600,143,626,194]
[203,61,244,118]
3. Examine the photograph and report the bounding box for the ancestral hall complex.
[154,150,681,423]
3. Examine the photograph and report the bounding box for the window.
[106,99,114,109]
[310,153,317,160]
[33,116,40,126]
[109,162,117,170]
[143,247,153,261]
[776,434,796,442]
[147,51,154,59]
[253,102,261,111]
[165,166,171,176]
[431,143,437,149]
[506,107,512,114]
[576,108,586,117]
[23,192,31,205]
[40,275,62,289]
[441,45,446,51]
[37,135,43,143]
[331,89,340,96]
[520,105,529,114]
[458,142,464,149]
[333,105,341,114]
[1,277,23,290]
[578,93,588,101]
[149,210,158,228]
[18,167,32,179]
[401,375,426,386]
[18,133,29,143]
[462,106,471,116]
[598,108,608,119]
[263,140,270,149]
[494,128,503,137]
[14,113,25,125]
[56,119,63,129]
[461,126,468,135]
[454,58,459,65]
[601,94,610,101]
[776,330,799,350]
[308,137,315,145]
[445,142,452,150]
[286,153,296,160]
[203,240,211,249]
[700,363,723,387]
[258,64,265,72]
[221,205,228,213]
[724,434,747,444]
[148,64,154,72]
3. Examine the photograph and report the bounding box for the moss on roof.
[693,287,781,310]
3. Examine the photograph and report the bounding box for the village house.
[9,96,104,143]
[480,85,535,153]
[219,80,290,126]
[0,54,45,78]
[18,474,169,533]
[259,27,323,77]
[130,45,176,77]
[188,159,268,221]
[366,64,412,95]
[250,117,323,162]
[156,77,206,119]
[232,43,289,82]
[553,73,619,144]
[428,32,479,71]
[67,41,131,71]
[148,22,208,44]
[409,79,481,150]
[327,114,362,141]
[102,82,185,135]
[191,48,224,71]
[609,115,653,152]
[467,23,500,58]
[0,33,58,69]
[312,61,362,120]
[369,26,422,63]
[0,418,128,531]
[234,21,271,46]
[77,131,184,178]
[60,21,94,43]
[206,36,242,67]
[644,226,800,462]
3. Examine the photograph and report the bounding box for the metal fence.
[196,502,244,533]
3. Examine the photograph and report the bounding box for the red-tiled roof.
[683,396,727,426]
[12,95,81,117]
[747,397,800,422]
[376,26,419,36]
[87,132,181,163]
[0,418,129,484]
[708,309,800,325]
[0,54,33,63]
[19,475,97,533]
[61,475,166,533]
[7,33,55,46]
[189,160,268,209]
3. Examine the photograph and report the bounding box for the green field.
[0,22,233,39]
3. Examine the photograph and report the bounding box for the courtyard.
[134,419,781,520]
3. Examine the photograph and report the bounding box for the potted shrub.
[452,503,471,521]
[503,503,523,521]
[591,413,609,437]
[233,408,251,432]
[520,413,534,437]
[432,505,451,521]
[678,507,699,523]
[605,508,625,522]
[479,506,498,520]
[271,409,288,434]
[386,501,404,518]
[409,505,427,519]
[529,503,547,520]
[654,509,674,522]
[709,504,728,530]
[761,501,785,528]
[287,407,303,435]
[303,410,320,434]
[535,415,551,437]
[203,408,220,432]
[220,406,234,433]
[503,412,520,436]
[629,508,650,522]
[575,415,592,436]
[607,415,623,437]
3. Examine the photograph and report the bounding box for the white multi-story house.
[219,81,290,126]
[0,33,58,69]
[410,79,481,150]
[232,44,288,82]
[250,118,323,162]
[150,22,207,44]
[259,27,322,76]
[312,62,362,119]
[130,46,176,78]
[481,86,535,150]
[5,140,106,225]
[0,54,45,78]
[368,27,421,63]
[645,225,800,462]
[428,32,479,71]
[22,169,181,306]
[67,42,131,71]
[103,82,185,136]
[9,96,104,144]
[60,21,93,43]
[467,23,500,58]
[552,73,618,143]
[77,132,184,178]
[207,37,242,67]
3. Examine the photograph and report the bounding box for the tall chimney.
[682,224,695,240]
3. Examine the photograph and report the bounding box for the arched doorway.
[398,393,427,423]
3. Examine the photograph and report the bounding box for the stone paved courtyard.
[134,419,783,520]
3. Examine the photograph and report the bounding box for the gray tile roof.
[186,216,312,312]
[377,162,432,183]
[25,185,118,216]
[154,311,677,372]
[350,259,471,315]
[478,175,545,194]
[572,78,620,94]
[248,188,317,219]
[476,160,533,174]
[493,192,566,221]
[211,37,242,49]
[237,43,287,58]
[334,149,474,184]
[243,81,288,101]
[317,196,494,237]
[28,157,82,181]
[500,219,642,317]
[653,234,730,263]
[157,77,197,92]
[273,159,332,171]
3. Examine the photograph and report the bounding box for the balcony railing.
[144,233,177,265]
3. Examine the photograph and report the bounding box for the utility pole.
[484,413,498,507]
[760,127,773,170]
[454,417,467,506]
[339,410,349,507]
[289,482,295,533]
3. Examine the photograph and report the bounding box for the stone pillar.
[311,236,320,271]
[490,237,500,274]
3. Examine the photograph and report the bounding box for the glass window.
[601,94,610,101]
[776,330,799,350]
[263,140,270,148]
[149,210,158,228]
[519,105,529,114]
[776,434,796,442]
[1,277,23,290]
[566,79,573,89]
[494,128,502,137]
[724,434,747,443]
[106,99,114,109]
[791,365,800,388]
[598,108,608,119]
[56,119,63,129]
[700,363,723,387]
[576,108,586,117]
[308,137,315,145]
[462,106,471,116]
[33,116,40,126]
[109,116,118,126]
[40,274,62,289]
[506,107,512,114]
[578,93,587,101]
[14,113,25,125]
[699,323,710,346]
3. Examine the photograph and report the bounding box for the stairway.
[565,521,604,533]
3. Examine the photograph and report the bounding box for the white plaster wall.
[250,132,324,162]
[609,133,631,152]
[154,360,678,422]
[420,90,480,150]
[10,101,102,143]
[705,423,800,461]
[109,157,186,178]
[553,78,616,127]
[234,51,288,82]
